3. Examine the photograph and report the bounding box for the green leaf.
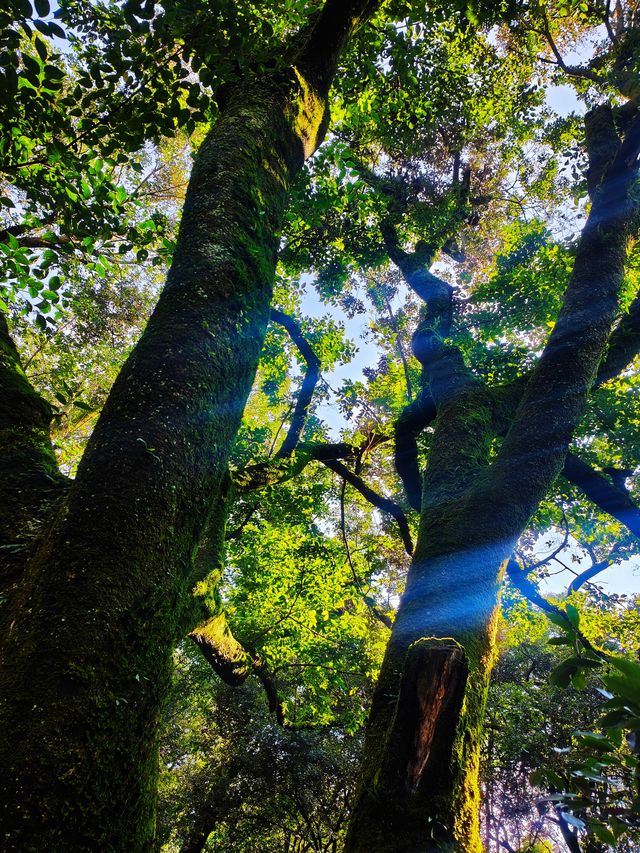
[550,660,578,688]
[609,656,640,686]
[35,38,48,62]
[565,603,580,629]
[589,823,616,844]
[602,673,640,709]
[574,731,614,751]
[45,21,66,39]
[546,610,572,630]
[34,0,50,16]
[600,708,633,728]
[571,670,586,690]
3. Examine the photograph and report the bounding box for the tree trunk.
[344,396,502,852]
[345,105,640,852]
[0,3,381,849]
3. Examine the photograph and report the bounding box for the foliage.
[158,644,363,853]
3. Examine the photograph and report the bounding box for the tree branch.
[604,0,620,44]
[562,453,640,539]
[394,389,437,512]
[293,0,383,107]
[568,556,616,594]
[322,458,414,556]
[270,309,321,459]
[381,220,450,316]
[339,477,393,629]
[595,292,640,387]
[189,610,253,687]
[539,17,603,85]
[0,313,67,611]
[233,441,356,492]
[506,560,600,657]
[189,609,292,727]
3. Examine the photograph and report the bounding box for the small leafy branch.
[534,605,640,849]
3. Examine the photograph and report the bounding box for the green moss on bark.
[0,10,381,841]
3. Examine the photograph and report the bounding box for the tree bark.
[0,2,381,849]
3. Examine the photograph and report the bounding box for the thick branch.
[0,215,59,245]
[381,221,450,318]
[470,106,640,539]
[394,389,437,512]
[595,292,640,386]
[322,458,414,556]
[293,0,381,97]
[270,309,321,459]
[190,612,289,726]
[568,558,615,594]
[381,220,475,411]
[233,441,355,491]
[189,611,253,687]
[562,453,640,539]
[0,313,66,611]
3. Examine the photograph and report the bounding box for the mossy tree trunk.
[345,105,640,852]
[0,2,381,849]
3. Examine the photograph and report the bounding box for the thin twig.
[339,476,393,629]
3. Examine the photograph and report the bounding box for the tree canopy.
[2,1,640,851]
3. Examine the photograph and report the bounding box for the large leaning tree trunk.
[0,2,382,849]
[345,105,640,852]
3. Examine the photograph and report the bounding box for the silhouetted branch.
[225,504,258,541]
[604,0,620,44]
[538,16,602,84]
[270,309,321,459]
[233,441,356,492]
[506,559,600,657]
[394,389,437,512]
[322,458,414,555]
[568,556,615,594]
[339,477,393,629]
[555,808,582,853]
[562,453,640,539]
